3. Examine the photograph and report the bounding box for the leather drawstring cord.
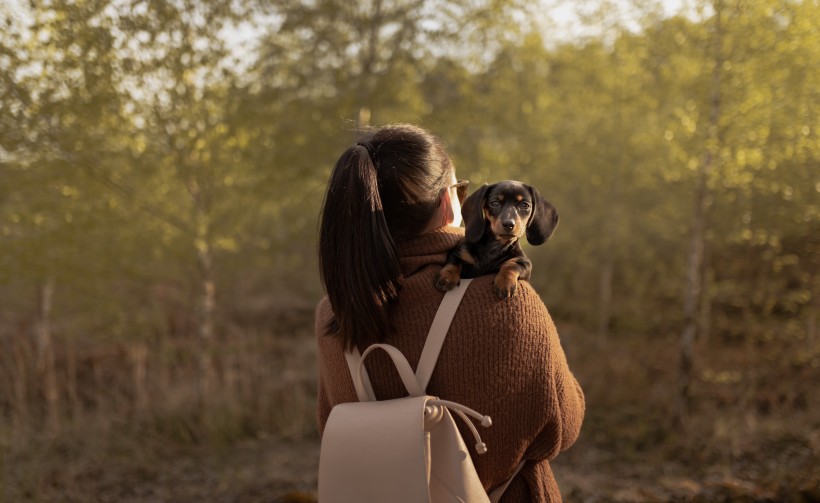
[426,399,492,454]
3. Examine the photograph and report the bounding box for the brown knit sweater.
[315,226,585,502]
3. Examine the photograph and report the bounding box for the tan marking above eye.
[497,194,504,201]
[516,195,523,202]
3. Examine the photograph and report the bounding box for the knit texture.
[315,226,585,502]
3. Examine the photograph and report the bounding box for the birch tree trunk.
[191,177,217,400]
[67,340,81,422]
[12,340,28,432]
[357,0,382,129]
[598,248,614,344]
[699,241,713,343]
[198,242,216,400]
[130,343,149,414]
[679,0,723,423]
[598,168,621,344]
[35,276,60,432]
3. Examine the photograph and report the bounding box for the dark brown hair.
[318,124,453,349]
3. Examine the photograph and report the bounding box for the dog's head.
[462,181,559,246]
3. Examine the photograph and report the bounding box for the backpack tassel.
[426,399,492,454]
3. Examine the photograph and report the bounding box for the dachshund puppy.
[436,181,559,299]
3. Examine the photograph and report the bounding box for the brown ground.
[7,429,819,503]
[3,321,819,502]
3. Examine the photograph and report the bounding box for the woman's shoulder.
[447,276,563,385]
[458,275,554,333]
[462,275,549,312]
[315,295,331,316]
[314,296,334,340]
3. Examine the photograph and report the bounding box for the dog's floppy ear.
[462,183,490,243]
[526,185,559,245]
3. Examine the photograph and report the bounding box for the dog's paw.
[435,274,460,292]
[493,275,518,300]
[436,265,461,292]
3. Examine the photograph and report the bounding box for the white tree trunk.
[35,276,60,432]
[679,0,723,423]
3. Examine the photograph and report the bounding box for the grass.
[1,318,819,502]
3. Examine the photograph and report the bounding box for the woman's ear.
[439,184,455,226]
[463,184,490,243]
[526,185,559,245]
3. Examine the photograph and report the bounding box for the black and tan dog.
[436,181,559,299]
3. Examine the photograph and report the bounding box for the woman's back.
[316,226,585,502]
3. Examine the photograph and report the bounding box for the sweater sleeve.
[314,296,361,437]
[315,297,335,437]
[465,279,584,501]
[316,360,332,437]
[519,288,585,462]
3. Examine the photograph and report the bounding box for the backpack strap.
[344,349,374,402]
[355,344,425,401]
[344,278,473,401]
[341,279,523,500]
[415,278,472,392]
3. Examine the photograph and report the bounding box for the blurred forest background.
[1,0,818,501]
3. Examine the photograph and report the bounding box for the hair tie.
[356,141,377,162]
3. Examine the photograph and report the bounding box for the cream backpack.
[319,279,524,502]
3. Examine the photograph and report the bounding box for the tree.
[116,0,254,396]
[0,0,135,431]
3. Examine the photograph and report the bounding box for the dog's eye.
[519,202,531,210]
[489,200,501,209]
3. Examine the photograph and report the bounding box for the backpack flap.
[426,403,491,503]
[319,395,432,502]
[320,396,493,503]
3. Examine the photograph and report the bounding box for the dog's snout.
[502,220,515,231]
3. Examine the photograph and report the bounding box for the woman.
[315,123,584,502]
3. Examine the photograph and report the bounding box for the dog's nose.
[502,220,515,231]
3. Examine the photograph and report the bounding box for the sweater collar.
[397,226,464,276]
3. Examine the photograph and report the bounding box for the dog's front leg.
[435,245,465,291]
[494,257,531,299]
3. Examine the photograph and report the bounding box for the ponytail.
[319,143,403,349]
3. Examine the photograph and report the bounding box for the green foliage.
[0,2,818,500]
[0,0,818,378]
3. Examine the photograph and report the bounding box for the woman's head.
[319,124,456,349]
